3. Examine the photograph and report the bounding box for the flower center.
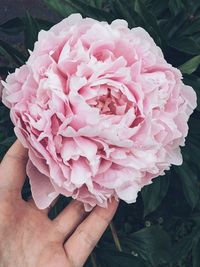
[87,88,132,116]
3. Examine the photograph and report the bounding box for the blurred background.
[0,0,59,24]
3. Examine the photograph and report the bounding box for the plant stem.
[90,252,98,267]
[109,221,122,252]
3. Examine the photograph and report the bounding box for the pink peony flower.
[2,14,196,211]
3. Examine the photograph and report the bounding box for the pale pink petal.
[71,158,92,186]
[27,160,59,209]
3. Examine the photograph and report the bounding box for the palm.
[0,193,68,267]
[0,141,118,267]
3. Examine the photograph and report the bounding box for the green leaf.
[141,174,170,217]
[0,136,16,157]
[124,226,172,266]
[36,19,54,31]
[186,140,200,170]
[171,233,196,263]
[23,12,41,50]
[0,39,27,65]
[0,136,16,146]
[143,0,169,17]
[183,74,200,111]
[44,0,114,22]
[181,18,200,36]
[172,237,193,262]
[133,0,164,46]
[0,66,15,75]
[0,17,53,37]
[64,0,114,21]
[0,46,13,62]
[185,0,200,13]
[160,11,188,40]
[193,238,200,267]
[168,0,185,15]
[86,0,103,8]
[188,118,200,134]
[169,37,200,55]
[110,0,137,28]
[175,162,199,208]
[179,55,200,74]
[0,17,24,35]
[44,0,75,17]
[96,248,146,267]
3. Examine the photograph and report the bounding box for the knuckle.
[72,201,85,216]
[95,209,111,225]
[6,153,28,163]
[76,226,96,249]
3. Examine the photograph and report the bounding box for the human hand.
[0,140,118,267]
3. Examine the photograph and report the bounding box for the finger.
[54,200,87,240]
[28,198,52,216]
[0,140,28,192]
[27,196,58,215]
[27,198,47,211]
[64,199,118,266]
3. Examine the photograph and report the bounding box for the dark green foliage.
[141,174,170,217]
[192,238,200,267]
[23,12,41,50]
[124,226,172,265]
[43,0,114,22]
[175,163,199,209]
[179,55,200,75]
[0,105,15,158]
[0,0,200,266]
[0,17,24,35]
[95,248,147,267]
[0,39,27,65]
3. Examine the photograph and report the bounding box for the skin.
[0,140,118,267]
